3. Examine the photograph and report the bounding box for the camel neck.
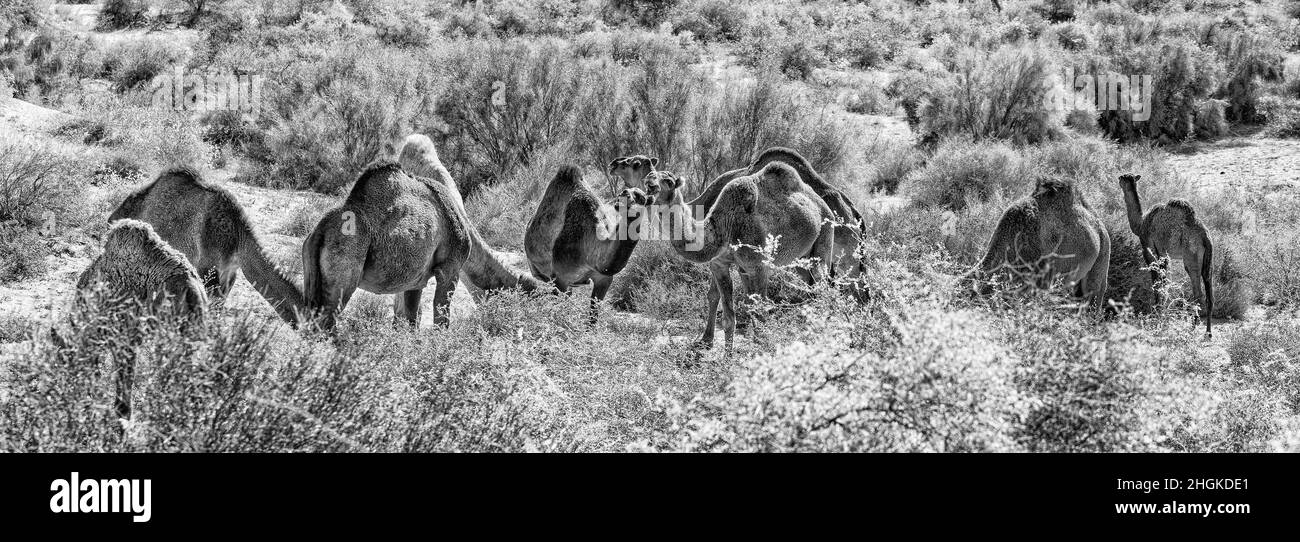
[1120,182,1146,238]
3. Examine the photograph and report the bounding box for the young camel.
[397,134,549,300]
[1118,173,1214,337]
[109,166,304,324]
[302,162,469,332]
[651,163,836,348]
[965,177,1111,310]
[551,185,652,323]
[75,219,208,421]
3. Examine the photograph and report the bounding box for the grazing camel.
[109,166,303,325]
[551,185,652,323]
[652,164,836,348]
[397,134,548,299]
[75,219,208,421]
[302,162,469,332]
[1118,173,1213,337]
[965,176,1111,310]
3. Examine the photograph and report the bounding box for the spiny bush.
[1094,40,1222,143]
[670,0,748,43]
[919,45,1066,145]
[657,304,1029,452]
[98,0,149,31]
[1227,320,1300,413]
[433,40,585,195]
[901,138,1027,211]
[0,224,49,284]
[260,43,433,193]
[1,296,587,452]
[102,36,188,92]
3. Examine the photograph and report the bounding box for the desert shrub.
[0,314,35,343]
[0,224,48,284]
[688,75,852,187]
[658,302,1028,452]
[901,138,1027,211]
[71,95,213,173]
[919,45,1065,145]
[1095,40,1223,143]
[0,295,586,452]
[102,36,188,92]
[737,29,826,81]
[1006,311,1213,452]
[1259,95,1300,138]
[671,0,747,42]
[607,241,708,318]
[260,43,432,193]
[433,40,584,195]
[1246,230,1300,306]
[1031,0,1075,23]
[1227,321,1300,413]
[1210,241,1253,321]
[1193,98,1228,139]
[865,137,924,194]
[0,138,88,228]
[627,45,702,168]
[98,0,149,31]
[604,0,680,28]
[277,198,332,238]
[1210,32,1285,123]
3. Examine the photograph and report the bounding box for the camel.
[397,134,548,299]
[965,176,1111,310]
[551,185,652,323]
[527,156,659,280]
[75,219,208,421]
[1118,173,1213,337]
[109,166,303,325]
[671,148,867,280]
[652,164,836,348]
[607,155,658,194]
[302,161,469,332]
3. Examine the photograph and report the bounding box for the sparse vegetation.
[2,0,1300,453]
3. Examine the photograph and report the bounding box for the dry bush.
[918,45,1066,145]
[98,0,149,31]
[901,138,1027,211]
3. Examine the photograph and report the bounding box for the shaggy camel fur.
[966,177,1111,310]
[653,164,835,348]
[397,134,548,299]
[303,162,469,332]
[109,166,303,324]
[1118,173,1214,337]
[551,185,652,323]
[75,219,208,420]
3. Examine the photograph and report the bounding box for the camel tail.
[1203,234,1214,337]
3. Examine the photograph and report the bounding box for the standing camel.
[1118,173,1213,337]
[651,163,836,348]
[965,177,1111,310]
[551,185,652,323]
[302,162,469,332]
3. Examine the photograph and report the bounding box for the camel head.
[608,155,660,194]
[643,170,682,204]
[1033,176,1074,199]
[1118,173,1141,188]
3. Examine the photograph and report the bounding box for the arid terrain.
[4,0,1300,452]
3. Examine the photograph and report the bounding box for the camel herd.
[75,135,1217,355]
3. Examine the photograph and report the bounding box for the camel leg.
[1183,256,1211,338]
[589,274,613,325]
[1086,229,1111,312]
[394,289,423,327]
[430,265,460,327]
[698,269,721,348]
[713,261,737,349]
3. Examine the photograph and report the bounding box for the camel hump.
[398,134,446,178]
[554,164,583,189]
[754,161,805,194]
[1166,199,1198,220]
[750,146,836,194]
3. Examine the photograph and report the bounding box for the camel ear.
[649,157,659,169]
[1134,174,1141,182]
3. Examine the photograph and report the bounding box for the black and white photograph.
[1,0,1297,529]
